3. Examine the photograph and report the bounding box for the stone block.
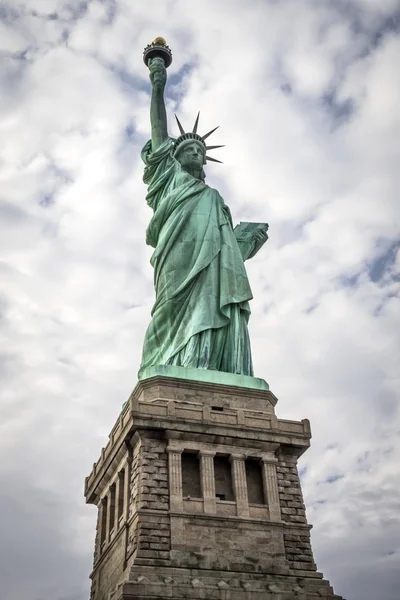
[291,561,317,571]
[280,480,291,487]
[142,452,160,460]
[290,516,307,524]
[281,508,297,515]
[280,494,295,501]
[147,501,169,510]
[286,487,301,495]
[137,549,162,559]
[284,535,301,542]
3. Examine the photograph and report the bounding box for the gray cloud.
[0,475,91,600]
[0,1,399,599]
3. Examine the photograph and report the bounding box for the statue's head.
[174,140,205,181]
[175,139,206,168]
[172,113,223,179]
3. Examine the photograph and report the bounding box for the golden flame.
[153,37,167,46]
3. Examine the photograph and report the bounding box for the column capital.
[166,447,183,454]
[229,453,246,463]
[197,449,216,458]
[260,454,278,465]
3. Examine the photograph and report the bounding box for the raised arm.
[149,57,168,152]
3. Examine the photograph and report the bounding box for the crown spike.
[205,145,225,151]
[201,126,219,141]
[205,155,223,163]
[192,112,200,134]
[174,114,186,135]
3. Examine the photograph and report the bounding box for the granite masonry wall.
[126,433,170,562]
[277,449,316,573]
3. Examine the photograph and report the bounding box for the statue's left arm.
[234,223,269,261]
[248,227,269,259]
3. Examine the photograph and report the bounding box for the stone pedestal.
[85,370,344,599]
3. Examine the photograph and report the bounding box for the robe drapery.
[139,137,254,376]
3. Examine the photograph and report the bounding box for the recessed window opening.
[182,452,201,498]
[118,469,125,519]
[109,484,116,532]
[100,496,108,545]
[211,406,224,411]
[214,455,234,501]
[245,459,265,504]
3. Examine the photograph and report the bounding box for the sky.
[0,1,399,599]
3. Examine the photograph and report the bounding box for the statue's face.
[176,142,205,170]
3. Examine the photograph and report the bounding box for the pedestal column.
[261,456,281,521]
[198,450,216,514]
[167,448,183,511]
[230,453,249,516]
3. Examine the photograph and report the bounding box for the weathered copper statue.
[139,39,268,378]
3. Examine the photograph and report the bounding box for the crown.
[172,113,224,163]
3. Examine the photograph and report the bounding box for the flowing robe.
[139,137,254,376]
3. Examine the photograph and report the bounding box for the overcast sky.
[0,1,399,599]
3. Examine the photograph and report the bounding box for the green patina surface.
[138,365,269,391]
[139,44,268,380]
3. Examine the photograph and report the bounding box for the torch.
[143,37,173,69]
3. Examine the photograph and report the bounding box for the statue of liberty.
[139,39,268,378]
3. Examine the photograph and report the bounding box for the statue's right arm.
[149,58,168,152]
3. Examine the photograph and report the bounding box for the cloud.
[0,1,399,599]
[0,475,90,600]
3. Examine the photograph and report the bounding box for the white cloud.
[0,1,399,599]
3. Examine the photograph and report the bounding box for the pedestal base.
[85,374,344,600]
[111,565,343,599]
[138,364,269,391]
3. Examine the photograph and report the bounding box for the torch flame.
[153,37,167,46]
